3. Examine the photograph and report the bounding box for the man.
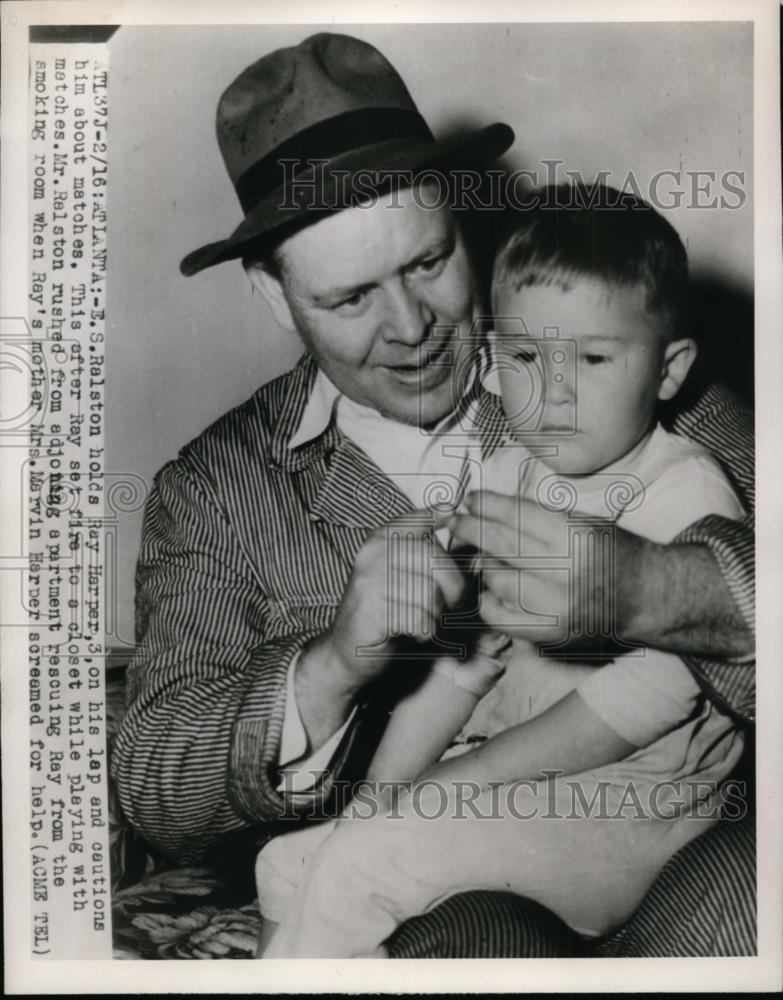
[112,32,755,956]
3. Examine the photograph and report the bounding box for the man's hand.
[295,512,467,750]
[447,490,638,649]
[449,490,752,659]
[323,514,466,687]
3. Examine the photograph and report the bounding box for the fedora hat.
[180,32,514,276]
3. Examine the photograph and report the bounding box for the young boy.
[255,184,746,958]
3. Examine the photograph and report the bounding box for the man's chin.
[364,373,454,426]
[389,390,457,428]
[373,403,449,429]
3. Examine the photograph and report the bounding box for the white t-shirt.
[455,425,746,789]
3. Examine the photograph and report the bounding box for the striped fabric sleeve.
[666,384,755,723]
[111,452,316,861]
[670,382,754,508]
[600,810,756,957]
[676,513,755,634]
[674,513,755,723]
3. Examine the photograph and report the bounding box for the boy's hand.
[432,647,506,698]
[475,628,512,660]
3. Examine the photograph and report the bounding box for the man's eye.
[413,255,446,277]
[514,349,539,364]
[583,353,609,365]
[333,291,368,311]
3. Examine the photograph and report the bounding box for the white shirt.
[463,424,746,748]
[278,367,476,790]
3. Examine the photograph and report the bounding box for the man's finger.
[480,564,521,604]
[430,507,455,530]
[445,511,482,549]
[477,589,526,632]
[385,533,466,609]
[448,511,525,561]
[478,589,552,637]
[392,602,438,640]
[465,491,563,547]
[464,490,518,522]
[432,559,468,610]
[383,560,464,625]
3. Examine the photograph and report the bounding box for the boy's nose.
[546,368,575,405]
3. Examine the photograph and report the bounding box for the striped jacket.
[111,354,755,862]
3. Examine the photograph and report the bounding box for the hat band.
[235,107,434,213]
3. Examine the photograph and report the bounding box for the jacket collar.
[472,390,512,460]
[262,356,410,529]
[267,355,339,471]
[266,351,512,477]
[309,435,414,527]
[287,366,342,451]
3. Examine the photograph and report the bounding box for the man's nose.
[381,282,435,345]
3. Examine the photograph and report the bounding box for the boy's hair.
[493,183,689,339]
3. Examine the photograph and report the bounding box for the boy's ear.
[245,263,296,331]
[658,337,697,401]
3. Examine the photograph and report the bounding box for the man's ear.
[244,263,296,331]
[658,337,698,401]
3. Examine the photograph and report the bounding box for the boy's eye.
[583,353,609,365]
[514,348,539,365]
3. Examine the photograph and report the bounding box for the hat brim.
[180,121,514,276]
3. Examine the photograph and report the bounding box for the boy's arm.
[367,637,508,784]
[366,665,484,784]
[419,687,636,788]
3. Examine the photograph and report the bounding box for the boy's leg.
[256,918,280,957]
[254,818,338,957]
[262,776,715,958]
[600,810,756,957]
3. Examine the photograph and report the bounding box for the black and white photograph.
[2,0,781,993]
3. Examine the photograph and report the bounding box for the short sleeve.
[577,441,749,745]
[577,649,702,747]
[619,453,746,546]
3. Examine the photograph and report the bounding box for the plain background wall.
[106,21,753,646]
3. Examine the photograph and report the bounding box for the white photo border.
[2,0,781,993]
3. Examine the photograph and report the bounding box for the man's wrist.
[614,529,661,646]
[295,633,362,728]
[614,534,753,658]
